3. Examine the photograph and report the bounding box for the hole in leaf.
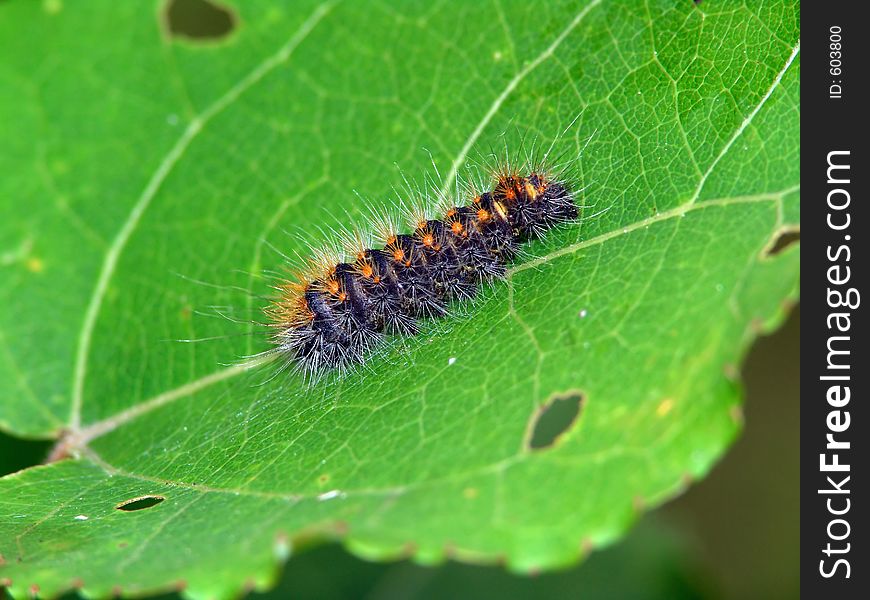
[766,230,800,257]
[115,495,166,511]
[527,392,584,450]
[164,0,236,41]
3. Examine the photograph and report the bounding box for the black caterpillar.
[267,169,578,376]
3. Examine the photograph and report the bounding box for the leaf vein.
[68,2,338,429]
[70,187,796,449]
[685,40,800,206]
[439,0,603,196]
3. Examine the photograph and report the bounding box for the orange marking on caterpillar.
[325,279,340,296]
[524,180,538,200]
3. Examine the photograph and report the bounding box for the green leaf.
[1,0,799,598]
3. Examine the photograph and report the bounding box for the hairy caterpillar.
[265,156,579,378]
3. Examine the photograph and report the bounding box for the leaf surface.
[0,0,799,597]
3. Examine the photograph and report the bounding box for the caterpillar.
[264,158,579,379]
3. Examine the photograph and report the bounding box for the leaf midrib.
[69,186,794,455]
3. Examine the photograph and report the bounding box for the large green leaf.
[1,0,799,598]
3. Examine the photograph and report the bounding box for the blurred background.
[1,305,799,600]
[1,1,799,598]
